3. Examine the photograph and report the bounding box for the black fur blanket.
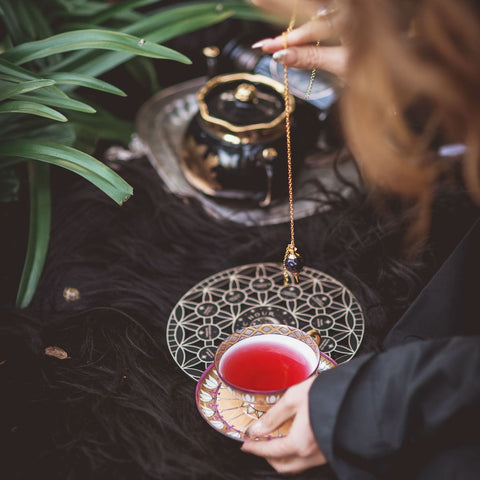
[0,155,477,480]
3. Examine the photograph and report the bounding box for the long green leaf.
[0,62,102,110]
[0,0,25,44]
[0,101,67,121]
[122,3,231,35]
[17,122,76,146]
[45,72,126,96]
[2,28,191,65]
[69,106,133,147]
[91,0,161,25]
[14,0,37,40]
[16,161,51,308]
[53,0,112,17]
[0,140,133,205]
[0,79,55,102]
[0,166,20,202]
[13,93,96,114]
[0,58,38,82]
[19,0,53,39]
[50,8,232,77]
[45,3,231,73]
[0,117,76,144]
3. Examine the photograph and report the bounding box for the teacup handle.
[307,329,322,346]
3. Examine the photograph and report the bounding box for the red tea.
[219,335,316,391]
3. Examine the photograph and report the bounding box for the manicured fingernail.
[251,38,271,49]
[272,49,288,63]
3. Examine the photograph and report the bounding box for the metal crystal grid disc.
[167,263,364,381]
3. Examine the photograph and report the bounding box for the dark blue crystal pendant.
[283,243,304,285]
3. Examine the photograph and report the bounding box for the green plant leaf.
[12,0,37,40]
[0,140,133,205]
[52,0,113,17]
[13,93,96,114]
[0,165,20,202]
[2,28,191,65]
[0,100,67,121]
[69,107,133,148]
[0,58,38,82]
[19,0,53,39]
[51,6,233,77]
[0,79,56,102]
[120,3,233,37]
[0,0,25,44]
[45,72,126,96]
[11,121,77,144]
[90,0,161,25]
[222,0,282,23]
[124,56,159,93]
[15,161,51,309]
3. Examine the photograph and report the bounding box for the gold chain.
[281,1,339,284]
[282,30,295,248]
[282,1,303,286]
[305,40,320,99]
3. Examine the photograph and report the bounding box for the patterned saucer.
[196,353,337,442]
[168,263,364,381]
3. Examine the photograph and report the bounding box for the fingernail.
[272,50,288,64]
[251,38,271,49]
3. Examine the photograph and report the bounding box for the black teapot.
[180,73,318,207]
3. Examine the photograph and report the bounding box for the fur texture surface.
[1,154,477,480]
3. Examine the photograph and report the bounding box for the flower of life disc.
[167,263,364,381]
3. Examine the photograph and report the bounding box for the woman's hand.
[251,1,348,78]
[241,376,327,475]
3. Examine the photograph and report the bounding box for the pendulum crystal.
[283,244,304,284]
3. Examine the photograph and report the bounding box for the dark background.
[1,15,479,480]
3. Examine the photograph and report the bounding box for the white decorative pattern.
[168,263,364,381]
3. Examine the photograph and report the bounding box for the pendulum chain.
[305,40,321,99]
[282,1,304,285]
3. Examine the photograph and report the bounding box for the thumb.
[247,395,295,437]
[273,45,347,78]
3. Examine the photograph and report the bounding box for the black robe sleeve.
[309,217,480,479]
[309,336,480,479]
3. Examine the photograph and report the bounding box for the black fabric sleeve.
[309,336,480,480]
[383,218,480,347]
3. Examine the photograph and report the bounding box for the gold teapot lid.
[197,72,295,139]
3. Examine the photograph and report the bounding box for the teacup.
[215,324,321,412]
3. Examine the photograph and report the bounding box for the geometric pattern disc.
[167,263,364,381]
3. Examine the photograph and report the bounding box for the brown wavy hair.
[338,0,480,246]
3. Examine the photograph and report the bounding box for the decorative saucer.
[196,354,337,442]
[168,263,364,381]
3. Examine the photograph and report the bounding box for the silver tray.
[135,77,360,226]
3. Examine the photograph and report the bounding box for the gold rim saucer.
[195,353,337,442]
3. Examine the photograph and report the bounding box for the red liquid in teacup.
[219,334,317,391]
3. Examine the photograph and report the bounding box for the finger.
[253,20,333,53]
[250,0,315,22]
[245,396,295,438]
[267,451,328,475]
[242,435,297,459]
[273,45,347,77]
[284,20,334,46]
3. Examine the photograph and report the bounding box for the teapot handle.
[258,148,277,207]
